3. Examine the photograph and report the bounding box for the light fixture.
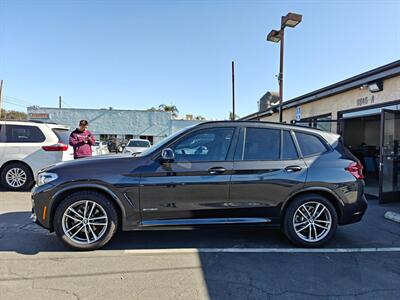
[281,13,303,28]
[267,29,281,43]
[368,81,383,93]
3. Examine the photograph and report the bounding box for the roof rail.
[195,120,323,130]
[0,119,59,124]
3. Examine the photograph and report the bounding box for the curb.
[384,211,400,224]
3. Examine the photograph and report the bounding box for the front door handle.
[285,165,302,172]
[208,167,226,175]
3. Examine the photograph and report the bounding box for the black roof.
[242,59,400,120]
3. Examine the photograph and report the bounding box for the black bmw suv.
[32,121,367,250]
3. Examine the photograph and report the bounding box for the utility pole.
[231,61,235,120]
[59,96,62,109]
[0,80,3,119]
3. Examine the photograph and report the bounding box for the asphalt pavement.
[0,191,399,300]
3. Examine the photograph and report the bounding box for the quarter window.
[172,127,234,162]
[5,125,46,143]
[243,127,280,160]
[295,132,328,156]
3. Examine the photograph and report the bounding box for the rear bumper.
[339,194,368,225]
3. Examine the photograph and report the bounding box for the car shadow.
[0,211,290,254]
[1,198,400,255]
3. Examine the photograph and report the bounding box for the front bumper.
[31,184,56,231]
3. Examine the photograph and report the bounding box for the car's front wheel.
[1,162,34,191]
[283,194,338,247]
[54,191,118,250]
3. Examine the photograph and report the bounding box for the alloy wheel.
[62,200,109,245]
[292,201,332,243]
[5,168,27,188]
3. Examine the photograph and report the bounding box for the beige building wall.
[260,75,400,133]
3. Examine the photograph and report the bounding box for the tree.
[229,112,240,120]
[158,104,179,118]
[0,109,27,120]
[194,115,206,120]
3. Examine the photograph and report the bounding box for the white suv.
[0,120,73,191]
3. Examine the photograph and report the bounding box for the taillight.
[346,162,364,179]
[42,142,69,151]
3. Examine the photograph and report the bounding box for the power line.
[4,95,35,107]
[3,99,28,109]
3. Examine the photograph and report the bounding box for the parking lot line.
[124,247,400,254]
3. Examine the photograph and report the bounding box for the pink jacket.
[69,129,96,158]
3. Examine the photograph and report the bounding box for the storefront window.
[296,114,332,132]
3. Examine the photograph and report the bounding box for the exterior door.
[139,127,237,225]
[379,109,400,203]
[230,127,307,222]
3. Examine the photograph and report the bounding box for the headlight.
[37,172,58,186]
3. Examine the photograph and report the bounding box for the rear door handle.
[285,165,302,172]
[208,167,226,175]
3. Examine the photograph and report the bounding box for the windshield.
[137,125,196,157]
[127,140,150,148]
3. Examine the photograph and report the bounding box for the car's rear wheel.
[54,191,118,250]
[283,194,338,247]
[1,162,34,191]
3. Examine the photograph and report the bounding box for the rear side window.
[52,128,70,144]
[295,132,328,157]
[282,131,298,160]
[243,127,280,160]
[5,125,45,143]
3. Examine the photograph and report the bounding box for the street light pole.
[278,23,285,123]
[267,12,302,123]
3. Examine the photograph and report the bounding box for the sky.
[1,0,399,120]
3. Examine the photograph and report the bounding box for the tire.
[1,162,34,191]
[53,191,119,250]
[283,193,338,247]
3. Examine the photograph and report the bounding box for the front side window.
[243,127,280,160]
[172,127,234,162]
[295,132,328,157]
[5,125,45,143]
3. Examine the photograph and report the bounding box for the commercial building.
[242,60,400,203]
[27,107,202,144]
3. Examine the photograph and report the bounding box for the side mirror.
[161,148,175,162]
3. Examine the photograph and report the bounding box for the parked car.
[0,120,73,191]
[107,140,123,153]
[123,139,151,154]
[31,121,367,250]
[92,141,109,156]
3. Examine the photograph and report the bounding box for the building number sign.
[356,95,375,107]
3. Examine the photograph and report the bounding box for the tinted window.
[295,132,327,156]
[5,125,45,143]
[243,127,280,160]
[282,131,298,160]
[52,128,70,144]
[172,127,234,162]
